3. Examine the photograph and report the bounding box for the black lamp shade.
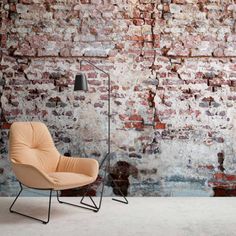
[74,73,88,91]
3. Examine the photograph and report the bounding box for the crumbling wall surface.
[1,0,236,196]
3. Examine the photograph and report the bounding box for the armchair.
[9,121,99,224]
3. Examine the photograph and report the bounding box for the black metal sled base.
[10,179,128,224]
[9,183,52,224]
[9,183,99,224]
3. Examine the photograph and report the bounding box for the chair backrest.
[9,122,60,173]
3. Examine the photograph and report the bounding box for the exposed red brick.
[115,43,124,51]
[225,175,236,182]
[88,80,102,86]
[212,173,236,181]
[80,0,91,4]
[133,19,144,26]
[1,122,12,129]
[129,114,143,121]
[172,0,186,3]
[154,122,166,129]
[129,36,145,41]
[111,85,119,91]
[87,72,97,79]
[19,0,33,3]
[133,122,144,130]
[198,164,214,170]
[80,65,94,71]
[94,102,104,108]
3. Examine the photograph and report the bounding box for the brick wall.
[1,0,236,196]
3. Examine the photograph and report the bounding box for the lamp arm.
[80,59,110,77]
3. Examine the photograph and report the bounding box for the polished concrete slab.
[0,197,236,236]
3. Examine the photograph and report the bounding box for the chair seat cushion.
[48,172,95,190]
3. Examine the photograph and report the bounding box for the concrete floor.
[1,197,236,236]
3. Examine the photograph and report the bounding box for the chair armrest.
[11,162,53,189]
[57,156,99,180]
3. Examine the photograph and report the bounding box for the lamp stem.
[79,59,111,165]
[108,74,111,155]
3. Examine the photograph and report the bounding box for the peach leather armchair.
[9,121,99,224]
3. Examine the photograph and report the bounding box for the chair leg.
[56,191,98,212]
[80,174,128,212]
[80,155,129,212]
[9,182,53,224]
[80,167,107,212]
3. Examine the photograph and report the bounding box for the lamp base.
[80,153,128,212]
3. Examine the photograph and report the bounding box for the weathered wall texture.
[1,0,236,196]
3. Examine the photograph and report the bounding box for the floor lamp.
[74,59,128,212]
